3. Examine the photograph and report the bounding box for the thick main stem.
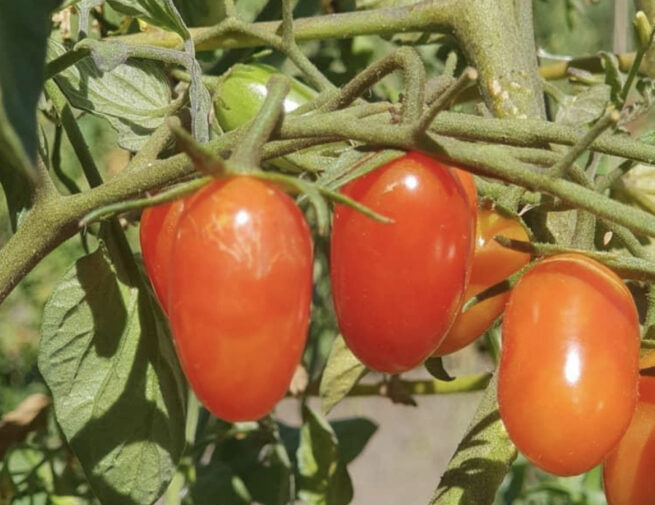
[452,0,544,119]
[113,1,459,50]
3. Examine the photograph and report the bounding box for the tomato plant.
[499,253,640,476]
[167,177,313,422]
[330,151,475,373]
[603,351,655,505]
[433,208,530,356]
[8,2,655,505]
[139,199,186,314]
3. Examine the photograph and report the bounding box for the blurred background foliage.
[0,0,638,503]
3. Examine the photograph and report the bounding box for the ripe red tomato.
[603,352,655,505]
[499,253,640,476]
[330,151,475,373]
[139,199,186,314]
[433,209,530,356]
[168,177,313,422]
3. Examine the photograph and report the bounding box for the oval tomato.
[168,177,313,422]
[330,151,475,373]
[433,209,530,356]
[499,253,640,476]
[139,199,186,314]
[603,352,655,505]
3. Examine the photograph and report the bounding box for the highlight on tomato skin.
[432,208,530,356]
[498,253,640,477]
[603,351,655,505]
[168,176,314,422]
[139,199,186,314]
[330,151,475,374]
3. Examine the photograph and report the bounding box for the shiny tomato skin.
[499,253,640,476]
[433,209,530,356]
[168,177,313,422]
[603,352,655,505]
[139,199,186,314]
[330,151,475,373]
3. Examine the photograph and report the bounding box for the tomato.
[603,352,655,505]
[139,199,186,314]
[168,177,313,422]
[330,151,475,373]
[433,209,530,356]
[499,253,640,476]
[214,63,317,132]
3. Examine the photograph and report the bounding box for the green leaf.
[297,405,354,505]
[319,335,367,415]
[48,40,175,151]
[424,357,455,382]
[173,0,226,27]
[555,84,610,126]
[191,460,252,505]
[599,51,624,106]
[39,246,186,505]
[331,418,377,465]
[0,0,60,228]
[640,129,655,146]
[106,0,189,38]
[191,423,293,505]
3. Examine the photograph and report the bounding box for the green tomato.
[214,63,318,132]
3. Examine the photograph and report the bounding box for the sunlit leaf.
[39,246,186,505]
[48,40,175,151]
[319,335,367,414]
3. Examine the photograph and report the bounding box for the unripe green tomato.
[214,63,318,131]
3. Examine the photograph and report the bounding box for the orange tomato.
[603,352,655,505]
[330,151,475,373]
[499,253,640,476]
[433,209,530,356]
[168,177,313,421]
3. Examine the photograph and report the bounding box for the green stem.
[494,236,655,280]
[44,80,103,188]
[114,1,459,51]
[304,374,492,397]
[281,0,334,91]
[417,68,478,133]
[451,0,544,118]
[430,112,655,164]
[44,48,90,81]
[231,76,290,170]
[430,374,517,505]
[548,110,620,178]
[318,46,426,123]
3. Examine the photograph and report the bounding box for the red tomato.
[139,199,186,314]
[168,177,313,421]
[433,209,530,356]
[603,352,655,505]
[330,151,475,373]
[499,253,640,476]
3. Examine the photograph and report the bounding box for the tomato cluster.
[140,65,648,502]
